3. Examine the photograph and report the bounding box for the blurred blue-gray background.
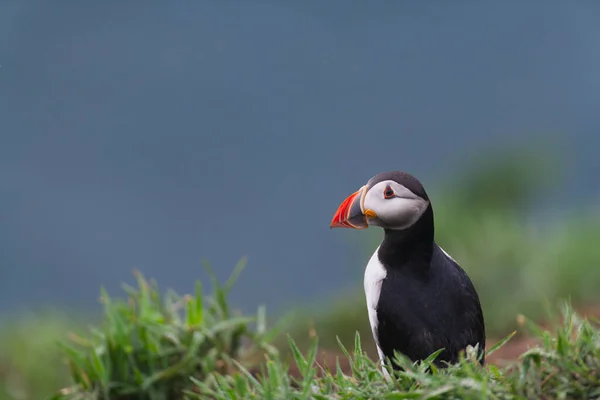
[4,1,600,397]
[3,1,599,316]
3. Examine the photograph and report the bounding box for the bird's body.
[366,241,485,369]
[331,171,485,371]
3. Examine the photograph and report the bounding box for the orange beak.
[330,185,369,229]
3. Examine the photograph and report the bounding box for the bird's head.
[330,171,430,230]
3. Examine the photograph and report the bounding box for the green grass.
[192,303,600,399]
[45,265,600,399]
[51,260,286,400]
[0,311,77,400]
[3,260,600,399]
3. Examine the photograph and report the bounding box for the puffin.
[330,171,485,371]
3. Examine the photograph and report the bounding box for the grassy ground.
[193,304,600,400]
[2,265,600,400]
[0,311,77,400]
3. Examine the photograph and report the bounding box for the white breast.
[363,245,388,374]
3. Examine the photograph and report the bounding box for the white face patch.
[363,180,429,229]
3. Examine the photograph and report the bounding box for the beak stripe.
[330,186,369,229]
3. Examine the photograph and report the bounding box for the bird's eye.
[383,186,395,199]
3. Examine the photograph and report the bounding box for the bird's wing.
[437,245,486,360]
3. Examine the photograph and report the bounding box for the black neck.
[377,205,435,267]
